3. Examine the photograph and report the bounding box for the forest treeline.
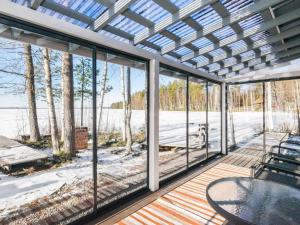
[111,80,221,111]
[228,80,300,112]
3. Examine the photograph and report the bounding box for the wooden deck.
[108,162,250,225]
[0,145,48,171]
[91,133,289,225]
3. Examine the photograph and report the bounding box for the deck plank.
[115,163,250,225]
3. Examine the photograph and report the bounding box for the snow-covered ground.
[0,144,146,218]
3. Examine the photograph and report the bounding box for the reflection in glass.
[227,83,264,152]
[207,82,221,156]
[159,70,187,180]
[96,53,148,208]
[265,80,300,152]
[0,26,94,224]
[188,77,207,166]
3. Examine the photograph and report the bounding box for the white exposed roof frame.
[93,0,137,31]
[7,0,300,80]
[0,0,221,83]
[161,0,284,55]
[209,26,300,74]
[134,0,217,45]
[226,70,300,84]
[226,47,300,77]
[193,7,300,68]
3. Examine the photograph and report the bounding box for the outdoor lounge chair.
[271,133,300,158]
[251,134,300,188]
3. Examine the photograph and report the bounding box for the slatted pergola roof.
[10,0,300,77]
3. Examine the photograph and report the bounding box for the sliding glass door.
[159,69,187,180]
[207,82,222,156]
[0,20,149,224]
[159,65,222,181]
[227,83,264,152]
[188,77,207,166]
[96,52,148,208]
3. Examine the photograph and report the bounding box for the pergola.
[6,0,300,78]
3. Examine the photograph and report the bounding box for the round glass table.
[206,177,300,225]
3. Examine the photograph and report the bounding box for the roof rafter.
[192,7,300,68]
[212,29,300,74]
[161,0,285,55]
[226,46,300,76]
[93,0,137,31]
[31,0,44,10]
[152,0,178,14]
[134,0,217,45]
[215,39,300,74]
[38,0,93,24]
[211,2,254,66]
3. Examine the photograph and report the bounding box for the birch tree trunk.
[97,60,107,134]
[62,52,75,159]
[294,80,300,134]
[80,59,85,127]
[125,67,132,153]
[42,48,60,155]
[266,82,273,131]
[24,43,40,142]
[229,91,236,146]
[60,69,64,142]
[121,65,127,142]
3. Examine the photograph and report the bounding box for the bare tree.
[42,48,60,155]
[60,72,64,142]
[266,82,273,131]
[24,43,40,142]
[97,60,108,134]
[125,67,132,153]
[229,90,236,146]
[62,52,75,158]
[121,65,127,141]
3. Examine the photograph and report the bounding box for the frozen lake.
[0,108,297,148]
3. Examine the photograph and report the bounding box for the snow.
[0,146,146,217]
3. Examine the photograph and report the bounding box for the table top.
[206,177,300,225]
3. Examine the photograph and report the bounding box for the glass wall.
[159,69,187,180]
[159,65,222,181]
[227,83,264,152]
[228,80,300,154]
[265,80,300,151]
[208,82,222,156]
[188,77,207,166]
[0,26,95,224]
[0,21,148,224]
[96,52,148,208]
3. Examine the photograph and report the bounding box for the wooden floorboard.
[112,163,250,225]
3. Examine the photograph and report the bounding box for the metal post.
[92,49,97,210]
[148,58,159,192]
[263,82,266,153]
[206,81,209,159]
[186,76,189,168]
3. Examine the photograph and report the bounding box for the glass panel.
[207,82,221,156]
[96,52,148,208]
[227,83,264,153]
[265,80,300,154]
[159,68,187,180]
[0,26,93,224]
[188,77,207,166]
